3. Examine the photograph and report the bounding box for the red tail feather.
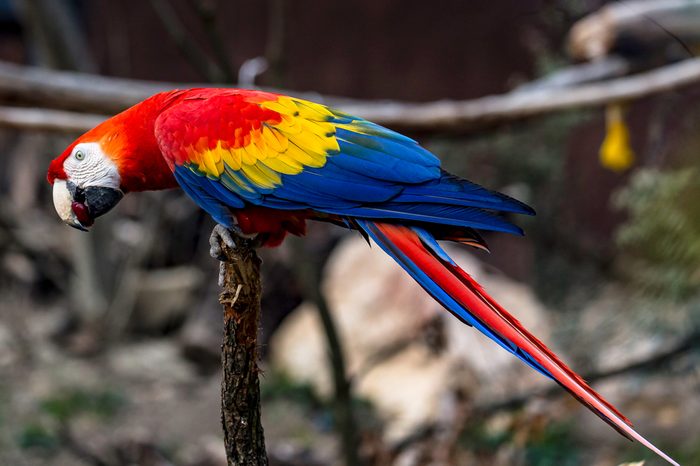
[451,266,631,425]
[372,222,678,466]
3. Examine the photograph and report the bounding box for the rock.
[356,345,453,440]
[270,235,554,441]
[131,266,204,333]
[268,302,332,394]
[108,340,196,386]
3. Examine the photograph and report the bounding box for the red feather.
[369,222,679,466]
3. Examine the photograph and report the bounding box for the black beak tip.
[68,222,90,232]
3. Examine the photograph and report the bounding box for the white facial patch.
[63,142,121,190]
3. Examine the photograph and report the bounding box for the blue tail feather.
[357,220,553,379]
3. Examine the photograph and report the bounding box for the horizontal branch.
[1,58,700,133]
[346,57,700,131]
[0,106,106,132]
[0,60,335,115]
[569,0,700,61]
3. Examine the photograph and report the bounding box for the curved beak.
[52,179,124,231]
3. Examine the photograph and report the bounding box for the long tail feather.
[358,220,679,466]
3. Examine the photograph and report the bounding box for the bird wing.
[154,88,530,231]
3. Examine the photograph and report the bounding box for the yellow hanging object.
[599,103,635,172]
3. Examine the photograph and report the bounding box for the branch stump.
[218,238,268,466]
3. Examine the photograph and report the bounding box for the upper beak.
[52,179,124,231]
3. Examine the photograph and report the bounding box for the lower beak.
[52,180,124,231]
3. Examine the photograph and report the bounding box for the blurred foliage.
[261,370,321,409]
[39,387,124,422]
[676,437,700,466]
[614,168,700,300]
[17,423,59,452]
[18,387,125,454]
[523,422,579,466]
[459,418,511,456]
[261,370,380,435]
[459,418,580,466]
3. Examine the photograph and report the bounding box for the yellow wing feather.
[191,96,339,189]
[220,145,242,171]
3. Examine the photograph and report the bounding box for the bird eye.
[75,150,85,161]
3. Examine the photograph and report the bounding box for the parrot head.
[47,92,180,230]
[48,139,125,231]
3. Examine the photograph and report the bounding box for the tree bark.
[218,237,268,466]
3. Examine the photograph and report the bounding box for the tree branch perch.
[0,105,106,133]
[218,236,268,466]
[1,58,700,134]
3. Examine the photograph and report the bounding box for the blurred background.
[0,0,699,465]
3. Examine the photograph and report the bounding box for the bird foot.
[209,224,265,287]
[209,224,242,261]
[210,224,244,287]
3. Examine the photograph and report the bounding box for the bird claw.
[209,224,241,260]
[210,224,265,286]
[218,261,226,287]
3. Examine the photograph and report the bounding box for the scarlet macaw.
[47,89,677,465]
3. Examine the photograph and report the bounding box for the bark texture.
[218,238,268,466]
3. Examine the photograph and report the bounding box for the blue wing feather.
[174,167,238,227]
[170,104,532,235]
[335,127,439,168]
[333,203,524,235]
[394,173,535,215]
[331,137,439,183]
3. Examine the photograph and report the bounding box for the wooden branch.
[0,105,106,132]
[344,57,700,131]
[515,56,630,91]
[218,237,268,466]
[1,58,700,134]
[0,59,312,114]
[569,0,700,61]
